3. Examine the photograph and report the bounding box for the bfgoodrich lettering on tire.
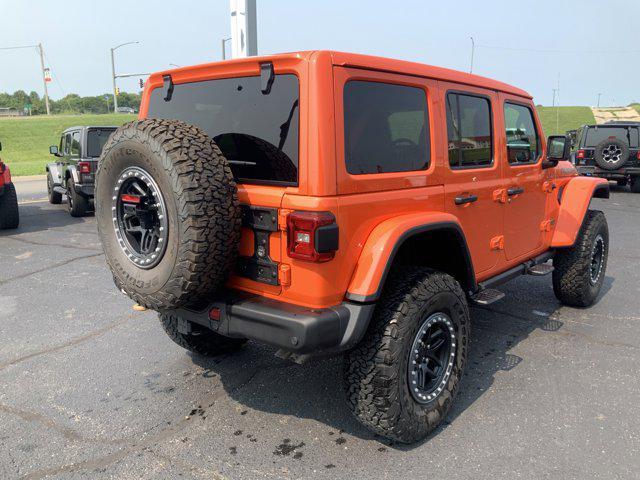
[344,268,469,444]
[553,210,609,307]
[95,119,241,310]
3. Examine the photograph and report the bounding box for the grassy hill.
[0,113,135,176]
[536,106,595,136]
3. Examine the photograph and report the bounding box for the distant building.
[0,107,26,117]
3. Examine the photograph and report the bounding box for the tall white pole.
[38,43,51,115]
[230,0,257,58]
[469,37,475,74]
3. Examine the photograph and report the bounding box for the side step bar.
[469,251,555,306]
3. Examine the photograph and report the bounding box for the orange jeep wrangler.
[95,51,610,443]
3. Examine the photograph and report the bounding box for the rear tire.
[553,210,608,307]
[47,172,62,204]
[95,119,241,310]
[160,313,246,356]
[631,176,640,193]
[616,178,628,187]
[344,268,469,444]
[67,177,88,217]
[593,138,628,170]
[0,182,19,229]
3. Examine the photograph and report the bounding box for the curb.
[12,175,46,182]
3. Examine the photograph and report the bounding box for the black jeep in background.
[46,126,117,216]
[571,122,640,192]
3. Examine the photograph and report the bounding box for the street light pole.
[597,92,602,108]
[221,37,231,60]
[110,41,139,113]
[37,43,50,115]
[469,36,475,74]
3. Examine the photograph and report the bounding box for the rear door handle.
[454,194,478,205]
[507,187,525,196]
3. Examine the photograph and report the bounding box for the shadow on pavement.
[0,202,95,237]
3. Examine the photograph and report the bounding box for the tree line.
[0,90,141,115]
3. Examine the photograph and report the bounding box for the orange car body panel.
[139,50,607,309]
[551,176,609,247]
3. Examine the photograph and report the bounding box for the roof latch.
[162,74,174,102]
[260,62,275,95]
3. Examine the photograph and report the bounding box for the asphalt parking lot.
[1,178,639,480]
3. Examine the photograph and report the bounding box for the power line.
[0,44,37,51]
[476,44,640,54]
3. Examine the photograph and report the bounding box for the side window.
[344,80,429,174]
[446,93,492,168]
[64,133,72,155]
[629,127,639,148]
[70,131,81,157]
[59,135,65,155]
[504,103,540,164]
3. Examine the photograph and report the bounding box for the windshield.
[87,128,116,157]
[147,74,299,185]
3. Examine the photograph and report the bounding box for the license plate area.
[236,205,279,286]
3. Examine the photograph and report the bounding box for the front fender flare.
[46,163,63,186]
[345,212,475,303]
[551,176,609,247]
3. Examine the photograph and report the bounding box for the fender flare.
[45,163,63,186]
[345,212,476,303]
[551,176,609,248]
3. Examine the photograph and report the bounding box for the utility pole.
[230,0,257,58]
[556,75,560,133]
[37,43,50,115]
[469,36,475,74]
[597,92,602,108]
[221,37,231,60]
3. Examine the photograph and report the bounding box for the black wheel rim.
[112,167,168,269]
[408,312,456,404]
[589,234,605,285]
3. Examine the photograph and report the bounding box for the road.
[1,180,639,479]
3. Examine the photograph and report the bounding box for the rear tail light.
[79,161,91,174]
[287,211,338,262]
[576,149,585,160]
[637,151,640,160]
[0,162,4,174]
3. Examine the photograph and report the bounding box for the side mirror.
[0,141,2,151]
[542,135,570,169]
[49,145,59,156]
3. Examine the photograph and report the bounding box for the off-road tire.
[344,268,469,444]
[630,176,640,193]
[47,172,62,204]
[95,119,241,310]
[594,137,628,170]
[616,178,628,187]
[553,210,608,307]
[67,177,88,217]
[160,313,246,356]
[0,182,19,229]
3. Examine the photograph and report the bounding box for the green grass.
[0,113,135,176]
[630,103,640,115]
[536,106,595,136]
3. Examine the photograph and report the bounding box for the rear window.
[87,128,115,157]
[147,74,299,185]
[584,127,630,147]
[343,81,429,174]
[446,93,493,168]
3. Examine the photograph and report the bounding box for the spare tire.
[95,119,241,310]
[594,137,629,170]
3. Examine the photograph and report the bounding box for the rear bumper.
[577,165,640,177]
[74,183,94,197]
[166,292,375,354]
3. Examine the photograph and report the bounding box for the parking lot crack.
[0,252,103,287]
[3,236,102,252]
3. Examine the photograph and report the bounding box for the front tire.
[553,210,608,307]
[0,182,19,229]
[344,268,469,444]
[47,172,62,204]
[160,313,246,356]
[631,176,640,193]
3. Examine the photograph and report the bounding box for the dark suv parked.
[572,122,640,192]
[46,126,117,216]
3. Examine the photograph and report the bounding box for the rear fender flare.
[552,176,609,247]
[345,212,476,303]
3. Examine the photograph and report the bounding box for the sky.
[1,0,638,106]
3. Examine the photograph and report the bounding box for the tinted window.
[584,127,630,147]
[344,81,429,174]
[446,93,492,168]
[70,131,81,156]
[504,103,539,164]
[64,133,72,155]
[630,127,639,148]
[147,74,299,184]
[87,128,115,157]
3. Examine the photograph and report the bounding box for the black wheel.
[616,178,628,187]
[0,182,19,229]
[553,210,609,307]
[593,137,628,170]
[47,172,62,204]
[95,119,241,310]
[344,268,469,444]
[160,313,246,356]
[631,176,640,193]
[66,177,88,217]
